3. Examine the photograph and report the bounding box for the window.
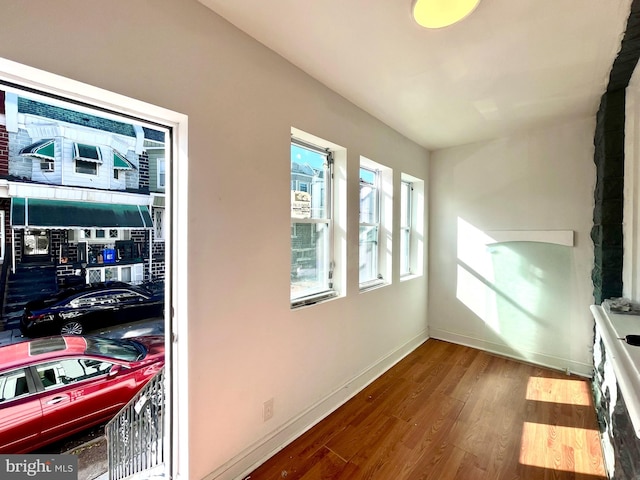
[37,358,112,388]
[157,158,166,188]
[400,180,412,276]
[400,173,425,280]
[0,370,29,402]
[359,157,392,290]
[74,143,101,175]
[291,137,334,306]
[154,207,165,241]
[41,160,54,172]
[359,167,380,285]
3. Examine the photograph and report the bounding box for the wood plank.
[245,339,606,480]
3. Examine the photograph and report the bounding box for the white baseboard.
[205,331,429,480]
[429,327,593,377]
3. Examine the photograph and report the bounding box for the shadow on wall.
[456,218,574,363]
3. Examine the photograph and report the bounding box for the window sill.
[291,291,338,309]
[359,280,387,293]
[400,273,422,282]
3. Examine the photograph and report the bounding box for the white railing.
[106,367,165,480]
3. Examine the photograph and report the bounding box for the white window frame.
[290,134,337,307]
[157,158,166,188]
[359,157,392,291]
[400,180,412,277]
[0,56,188,480]
[400,172,425,281]
[74,143,101,176]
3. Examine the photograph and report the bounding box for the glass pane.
[291,222,329,299]
[401,182,410,228]
[291,144,327,220]
[359,225,378,284]
[359,183,378,224]
[400,229,410,275]
[121,266,132,283]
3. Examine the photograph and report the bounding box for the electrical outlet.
[263,398,274,422]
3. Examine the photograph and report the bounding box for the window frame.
[400,172,425,281]
[157,158,166,189]
[359,157,392,291]
[400,180,413,277]
[74,143,101,176]
[290,136,336,307]
[359,166,382,288]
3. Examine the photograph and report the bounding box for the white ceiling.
[199,0,633,150]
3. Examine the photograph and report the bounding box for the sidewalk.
[66,437,108,480]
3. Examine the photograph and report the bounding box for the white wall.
[429,118,596,376]
[0,1,429,479]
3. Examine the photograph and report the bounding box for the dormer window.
[113,150,134,180]
[20,139,56,172]
[74,143,102,175]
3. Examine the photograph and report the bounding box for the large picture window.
[290,137,334,306]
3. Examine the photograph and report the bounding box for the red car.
[0,335,164,453]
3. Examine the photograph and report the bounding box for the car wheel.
[60,321,83,335]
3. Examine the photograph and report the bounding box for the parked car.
[20,281,164,337]
[0,334,164,453]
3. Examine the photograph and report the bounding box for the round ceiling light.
[412,0,481,29]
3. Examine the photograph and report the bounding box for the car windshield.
[84,337,145,362]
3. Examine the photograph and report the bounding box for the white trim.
[0,56,189,480]
[484,230,574,247]
[592,304,640,438]
[207,332,429,480]
[429,327,593,377]
[8,182,151,205]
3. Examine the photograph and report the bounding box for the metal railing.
[106,367,165,480]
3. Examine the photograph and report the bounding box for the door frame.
[0,57,190,480]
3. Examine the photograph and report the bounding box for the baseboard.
[429,327,593,378]
[205,331,429,480]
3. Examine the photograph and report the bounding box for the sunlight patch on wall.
[455,218,574,361]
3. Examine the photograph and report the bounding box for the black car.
[20,282,164,337]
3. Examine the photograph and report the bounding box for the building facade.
[0,92,165,286]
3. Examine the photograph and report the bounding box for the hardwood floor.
[246,339,606,480]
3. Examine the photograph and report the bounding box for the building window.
[291,137,334,306]
[359,167,379,285]
[157,158,166,188]
[400,180,412,276]
[76,160,97,175]
[74,143,101,175]
[40,160,54,172]
[154,208,165,241]
[359,158,392,290]
[400,173,425,280]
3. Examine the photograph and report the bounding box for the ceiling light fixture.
[412,0,481,29]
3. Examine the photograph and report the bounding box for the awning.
[19,139,55,160]
[11,198,152,229]
[113,150,135,170]
[74,143,102,164]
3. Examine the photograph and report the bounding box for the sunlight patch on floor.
[519,421,605,476]
[526,376,593,406]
